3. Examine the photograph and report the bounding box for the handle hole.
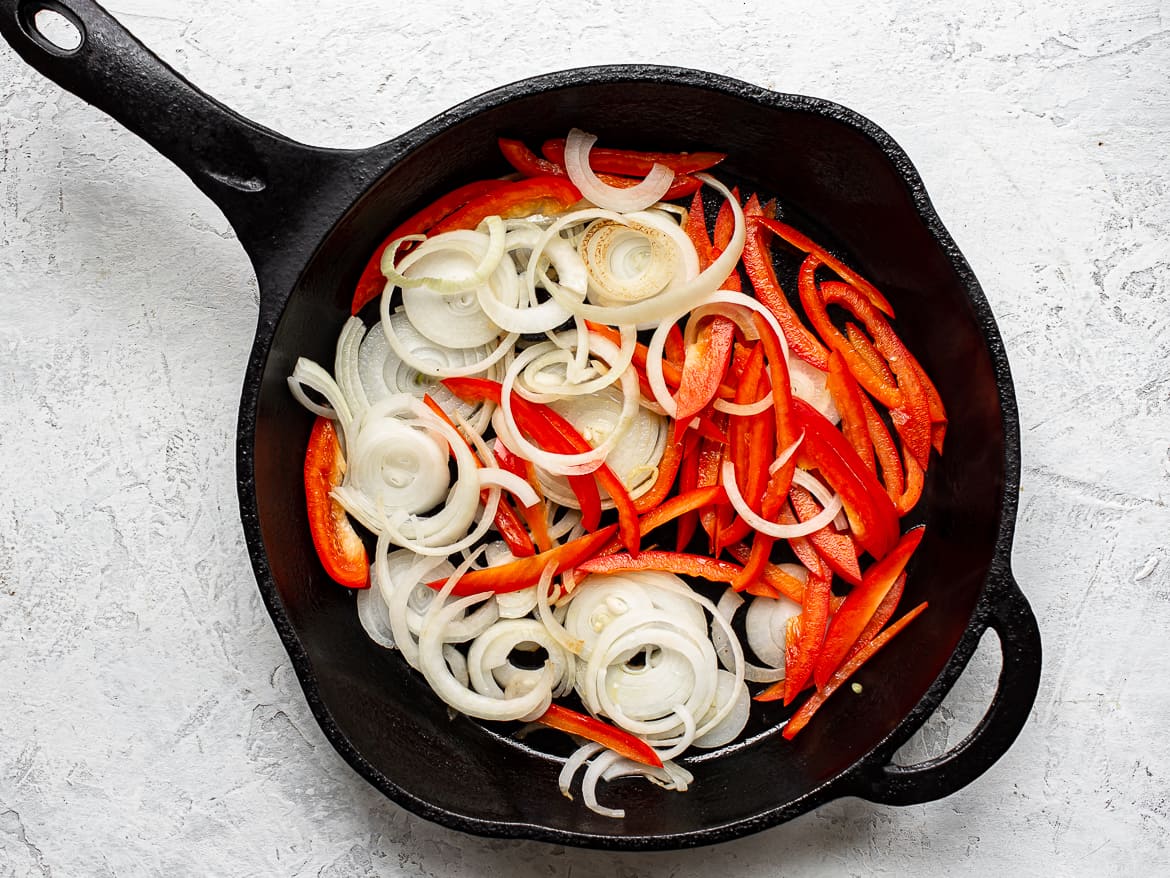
[892,628,1001,766]
[30,6,83,54]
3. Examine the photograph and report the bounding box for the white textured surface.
[2,0,1168,874]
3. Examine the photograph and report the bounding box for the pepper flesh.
[578,550,745,585]
[304,417,369,588]
[429,525,618,596]
[813,526,925,687]
[540,138,726,176]
[430,176,582,235]
[673,316,736,437]
[535,704,662,768]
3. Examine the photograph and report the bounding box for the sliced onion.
[559,742,603,799]
[356,569,396,649]
[477,466,540,509]
[769,433,805,475]
[692,672,750,748]
[722,459,842,539]
[564,128,674,213]
[335,316,371,422]
[744,579,805,669]
[713,392,774,416]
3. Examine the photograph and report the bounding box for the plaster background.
[1,0,1167,874]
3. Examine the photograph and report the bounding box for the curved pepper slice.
[501,138,703,199]
[783,566,832,704]
[431,176,582,235]
[789,484,862,587]
[535,704,662,768]
[351,179,508,314]
[813,526,925,688]
[578,550,745,585]
[792,398,900,560]
[781,601,928,738]
[541,138,727,176]
[429,525,618,596]
[304,417,369,589]
[672,316,736,440]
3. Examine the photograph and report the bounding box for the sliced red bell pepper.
[796,263,902,410]
[713,188,738,252]
[897,449,925,515]
[350,179,507,314]
[789,484,862,587]
[498,137,565,177]
[585,321,736,402]
[675,431,703,551]
[792,397,900,560]
[844,573,906,665]
[541,138,726,176]
[782,566,832,704]
[578,550,745,585]
[813,526,924,687]
[825,349,875,475]
[672,316,736,439]
[430,176,582,235]
[820,281,932,470]
[749,216,895,317]
[845,322,896,387]
[421,394,536,558]
[696,429,726,547]
[782,601,928,739]
[430,524,618,596]
[742,217,831,369]
[442,377,602,532]
[726,543,806,604]
[664,323,686,367]
[304,417,369,589]
[494,440,555,553]
[683,189,715,270]
[600,485,726,556]
[717,342,770,549]
[632,436,683,514]
[856,392,905,503]
[535,703,662,768]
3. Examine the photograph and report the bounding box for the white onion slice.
[713,392,774,416]
[721,459,842,539]
[564,128,674,213]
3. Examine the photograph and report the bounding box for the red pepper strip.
[857,393,905,502]
[781,601,928,738]
[675,431,702,551]
[304,418,370,589]
[717,343,769,549]
[813,526,924,687]
[714,187,738,251]
[899,344,948,455]
[792,398,900,560]
[600,485,726,555]
[796,261,902,410]
[696,430,725,546]
[775,501,833,582]
[430,176,582,235]
[790,484,862,587]
[446,377,639,553]
[734,527,775,592]
[350,179,507,314]
[825,349,875,475]
[584,321,736,401]
[742,217,831,369]
[745,580,784,600]
[845,573,906,665]
[422,395,536,558]
[498,138,565,177]
[783,566,832,704]
[760,198,778,219]
[820,281,932,470]
[672,316,736,440]
[541,138,726,176]
[750,216,895,318]
[492,440,554,552]
[578,550,744,585]
[845,322,896,387]
[664,323,686,368]
[753,311,800,481]
[896,450,925,516]
[441,377,603,531]
[535,703,662,768]
[726,543,807,604]
[430,525,618,596]
[632,436,683,514]
[683,189,715,270]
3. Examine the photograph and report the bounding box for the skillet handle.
[856,571,1042,806]
[0,0,377,295]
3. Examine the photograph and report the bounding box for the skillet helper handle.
[0,0,348,281]
[859,571,1042,806]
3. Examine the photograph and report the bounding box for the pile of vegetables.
[288,129,945,818]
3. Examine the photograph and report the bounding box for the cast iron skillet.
[2,0,1042,851]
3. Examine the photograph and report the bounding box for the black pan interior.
[250,78,1003,844]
